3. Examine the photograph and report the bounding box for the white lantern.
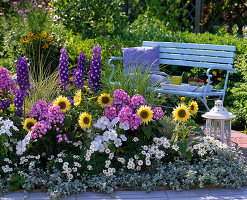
[202,100,235,146]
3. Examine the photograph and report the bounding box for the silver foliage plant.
[0,148,246,200]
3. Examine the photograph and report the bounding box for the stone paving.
[1,187,247,200]
[1,130,247,200]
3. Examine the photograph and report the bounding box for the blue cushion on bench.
[122,46,159,74]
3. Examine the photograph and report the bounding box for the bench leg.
[198,97,210,111]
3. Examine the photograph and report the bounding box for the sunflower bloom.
[74,90,82,106]
[78,112,92,129]
[180,97,186,102]
[137,105,153,124]
[188,101,198,114]
[23,118,37,132]
[173,104,190,122]
[53,96,70,113]
[98,93,113,108]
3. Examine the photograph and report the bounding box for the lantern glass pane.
[211,119,221,140]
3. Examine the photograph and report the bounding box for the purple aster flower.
[13,1,17,7]
[104,105,117,120]
[88,45,101,93]
[29,99,48,120]
[59,49,69,90]
[152,107,164,120]
[16,56,30,92]
[118,105,133,124]
[14,90,24,116]
[130,94,147,110]
[77,52,86,75]
[0,100,10,111]
[0,68,17,93]
[73,68,83,89]
[30,121,49,140]
[129,114,142,130]
[112,89,131,111]
[45,105,65,129]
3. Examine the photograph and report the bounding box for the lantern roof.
[202,100,235,119]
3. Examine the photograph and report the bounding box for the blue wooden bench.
[108,41,237,111]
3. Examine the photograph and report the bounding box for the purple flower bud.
[16,56,30,92]
[77,52,86,75]
[88,45,101,93]
[59,49,69,90]
[73,68,84,89]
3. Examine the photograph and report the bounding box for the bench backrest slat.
[142,41,236,52]
[159,53,234,64]
[159,47,235,58]
[142,41,236,71]
[159,59,233,69]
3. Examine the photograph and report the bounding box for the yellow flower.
[180,97,186,102]
[53,96,70,113]
[212,71,217,76]
[137,105,153,124]
[172,104,190,122]
[188,101,199,114]
[74,90,82,106]
[97,93,113,108]
[42,43,49,49]
[217,77,222,81]
[78,112,92,129]
[23,118,37,132]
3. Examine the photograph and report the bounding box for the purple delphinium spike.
[14,90,24,116]
[0,100,10,111]
[59,49,69,90]
[77,52,86,75]
[16,56,30,92]
[88,45,101,93]
[73,68,84,89]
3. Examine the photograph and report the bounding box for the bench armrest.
[108,57,123,83]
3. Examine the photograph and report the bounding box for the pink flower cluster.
[0,68,17,93]
[30,100,65,141]
[152,107,164,120]
[112,89,131,111]
[130,94,147,110]
[118,105,142,131]
[30,121,49,139]
[57,134,68,143]
[104,105,117,120]
[29,99,48,120]
[103,89,164,131]
[46,105,65,131]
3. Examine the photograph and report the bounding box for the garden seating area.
[0,1,247,200]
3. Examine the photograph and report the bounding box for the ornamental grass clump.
[88,45,101,93]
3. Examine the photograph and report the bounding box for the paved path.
[1,187,247,200]
[1,130,247,200]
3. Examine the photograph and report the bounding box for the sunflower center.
[190,105,194,110]
[140,110,149,119]
[83,117,90,124]
[102,97,109,104]
[58,101,66,109]
[27,122,34,130]
[178,109,186,118]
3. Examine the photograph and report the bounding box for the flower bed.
[0,48,247,200]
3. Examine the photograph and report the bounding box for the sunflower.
[97,93,113,108]
[23,118,37,132]
[137,105,153,124]
[74,90,82,106]
[180,97,186,102]
[188,101,199,114]
[172,104,190,122]
[78,112,92,129]
[53,96,70,113]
